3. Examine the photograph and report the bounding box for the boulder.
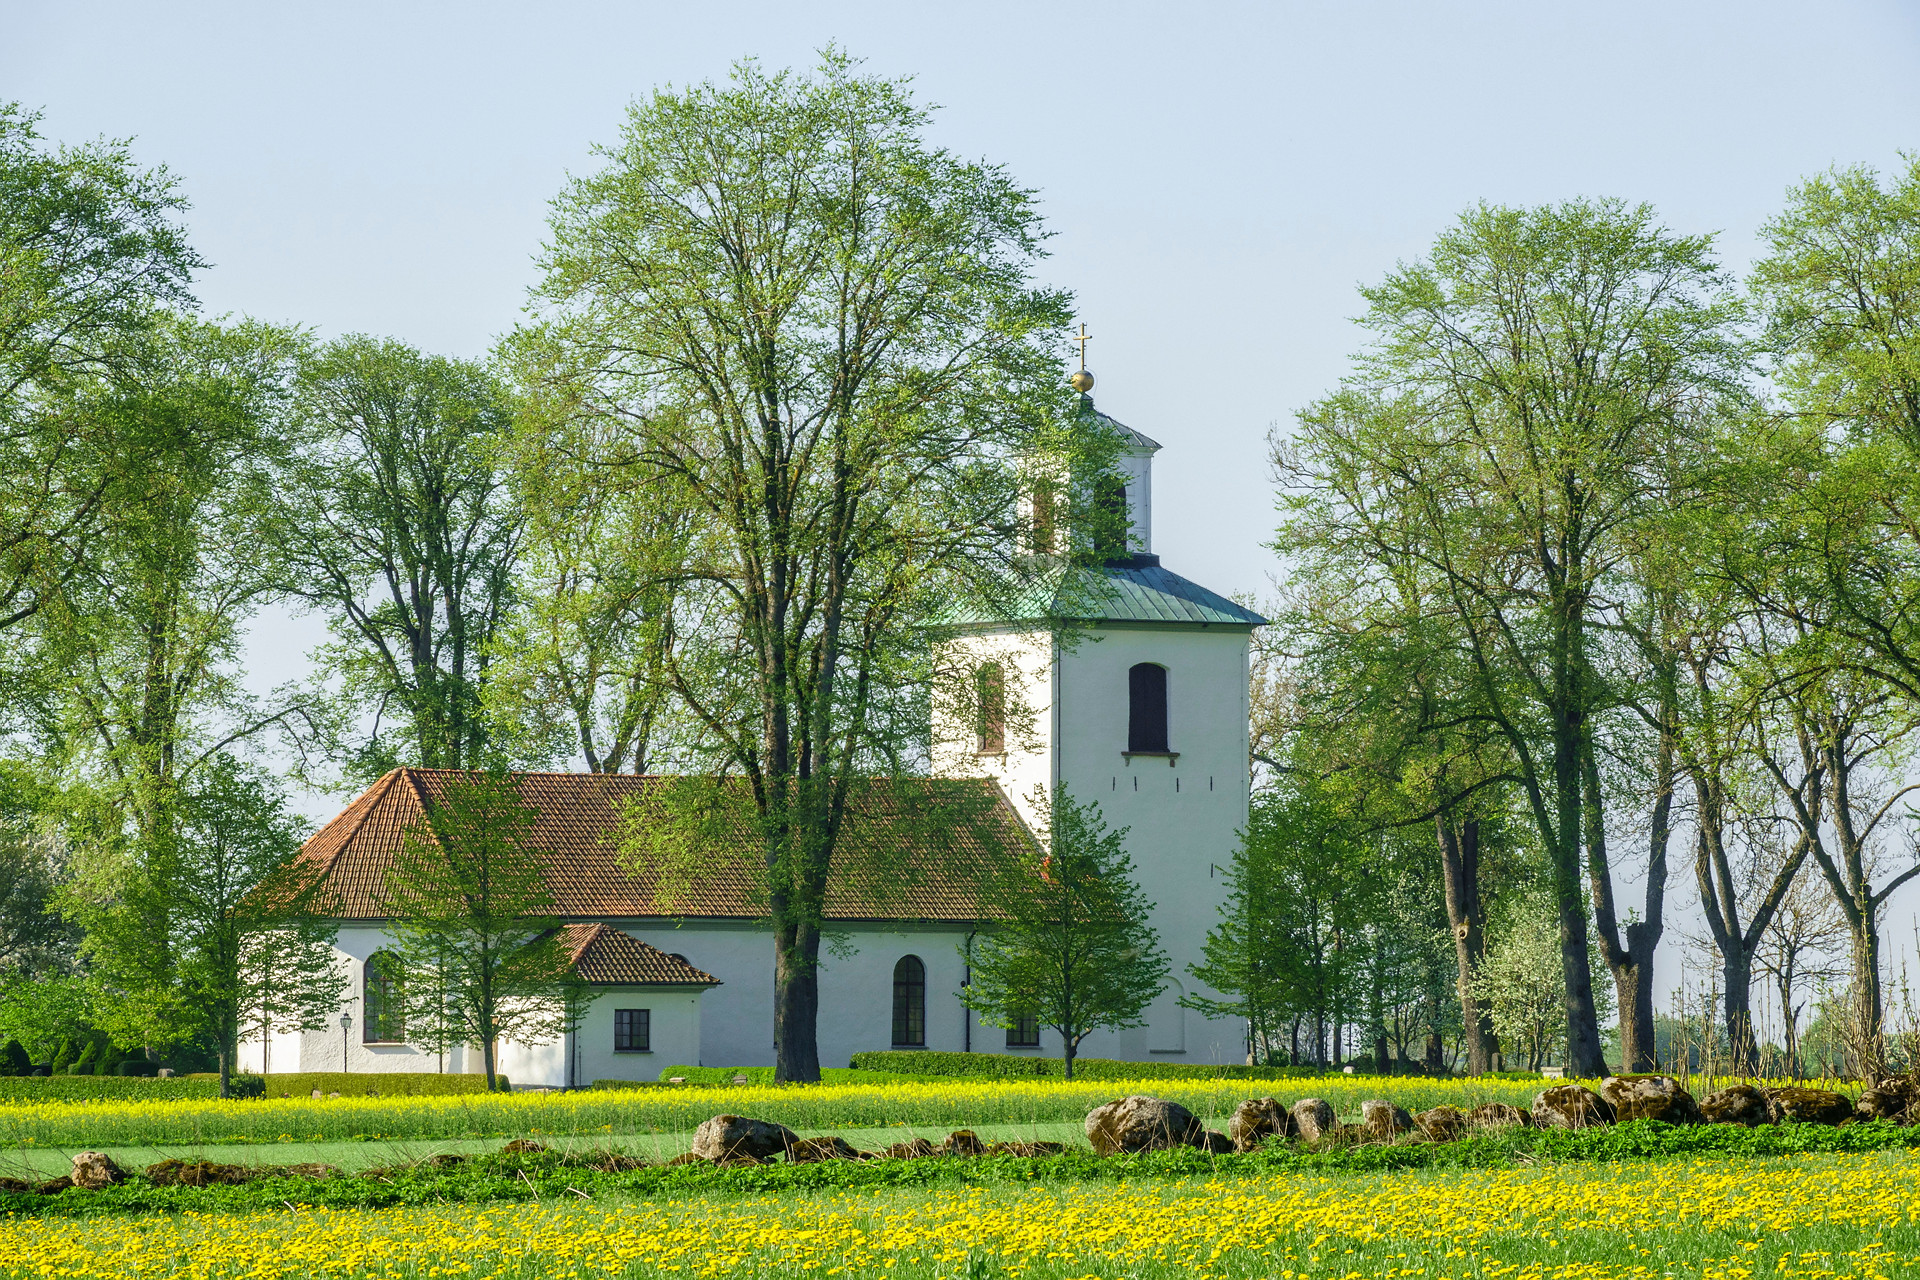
[1766,1086,1852,1126]
[1085,1095,1206,1155]
[69,1151,124,1191]
[1289,1097,1338,1144]
[1416,1105,1468,1142]
[1858,1077,1919,1124]
[786,1136,860,1163]
[1599,1075,1700,1125]
[664,1152,705,1166]
[1227,1097,1294,1153]
[941,1129,987,1157]
[35,1177,72,1195]
[1468,1102,1531,1130]
[1531,1085,1612,1130]
[1699,1083,1776,1127]
[881,1138,937,1159]
[145,1159,249,1187]
[1360,1099,1416,1141]
[500,1139,547,1154]
[1200,1129,1235,1154]
[690,1114,801,1162]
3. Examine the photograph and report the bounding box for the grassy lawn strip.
[4,1119,1915,1219]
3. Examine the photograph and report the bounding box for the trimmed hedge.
[0,1075,240,1103]
[258,1073,502,1098]
[847,1050,1332,1081]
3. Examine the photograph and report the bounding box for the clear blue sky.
[11,0,1920,1022]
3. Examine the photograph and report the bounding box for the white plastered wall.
[932,617,1254,1066]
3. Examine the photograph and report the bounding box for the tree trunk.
[773,918,823,1084]
[1438,815,1498,1073]
[1722,951,1758,1073]
[1585,728,1667,1074]
[1550,637,1607,1077]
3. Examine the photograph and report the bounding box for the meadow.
[0,1151,1913,1278]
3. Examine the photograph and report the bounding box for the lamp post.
[340,1012,352,1074]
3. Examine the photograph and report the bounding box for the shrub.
[0,1039,26,1075]
[847,1050,1329,1081]
[70,1041,98,1076]
[48,1036,74,1074]
[116,1058,160,1077]
[0,1075,228,1102]
[254,1072,501,1098]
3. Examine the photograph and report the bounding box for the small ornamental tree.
[383,771,580,1090]
[961,786,1168,1079]
[169,754,345,1096]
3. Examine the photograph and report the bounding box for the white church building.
[241,394,1264,1085]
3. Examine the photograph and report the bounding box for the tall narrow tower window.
[1095,474,1129,561]
[1128,663,1169,753]
[976,663,1005,754]
[1030,479,1057,554]
[892,955,926,1047]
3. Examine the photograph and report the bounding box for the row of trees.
[1195,165,1920,1079]
[0,58,1135,1084]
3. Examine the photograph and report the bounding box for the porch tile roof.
[559,923,719,986]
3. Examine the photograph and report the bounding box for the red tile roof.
[559,923,719,986]
[290,770,1025,924]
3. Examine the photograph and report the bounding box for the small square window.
[1007,1012,1039,1048]
[614,1008,650,1052]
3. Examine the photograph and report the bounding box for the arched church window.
[1128,663,1169,753]
[363,951,406,1043]
[892,955,926,1047]
[976,663,1005,754]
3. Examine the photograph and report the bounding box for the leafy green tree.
[1742,157,1920,1069]
[522,54,1089,1081]
[382,772,579,1091]
[0,972,93,1065]
[1278,198,1747,1074]
[272,337,520,779]
[166,754,341,1095]
[487,406,687,774]
[1472,890,1614,1071]
[961,786,1167,1079]
[27,317,307,1057]
[1185,780,1370,1067]
[0,104,202,637]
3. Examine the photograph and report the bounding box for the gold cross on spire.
[1070,322,1091,371]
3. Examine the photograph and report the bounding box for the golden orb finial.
[1069,368,1095,394]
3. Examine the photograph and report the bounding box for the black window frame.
[1006,1011,1040,1049]
[363,951,406,1044]
[614,1008,651,1053]
[892,955,926,1048]
[1128,662,1169,753]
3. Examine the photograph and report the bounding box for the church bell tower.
[932,333,1265,1064]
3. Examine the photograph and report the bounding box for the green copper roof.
[949,556,1267,630]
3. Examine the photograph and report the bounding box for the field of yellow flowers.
[0,1150,1914,1279]
[0,1075,1587,1148]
